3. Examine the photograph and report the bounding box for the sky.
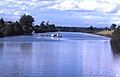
[0,0,120,27]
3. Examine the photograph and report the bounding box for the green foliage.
[0,31,3,37]
[19,14,34,26]
[0,18,5,29]
[0,18,5,37]
[47,24,57,32]
[110,23,116,30]
[38,21,57,33]
[0,14,58,37]
[0,14,35,37]
[39,21,46,32]
[14,21,23,35]
[19,14,34,34]
[4,22,15,36]
[111,29,120,54]
[33,25,40,33]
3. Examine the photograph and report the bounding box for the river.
[0,32,119,77]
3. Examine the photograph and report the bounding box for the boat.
[32,30,35,35]
[51,33,62,37]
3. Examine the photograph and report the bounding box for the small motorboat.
[51,33,62,37]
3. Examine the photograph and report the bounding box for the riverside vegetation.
[0,14,57,37]
[111,29,120,54]
[0,14,116,37]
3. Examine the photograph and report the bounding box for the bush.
[111,29,120,54]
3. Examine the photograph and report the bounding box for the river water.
[0,32,119,77]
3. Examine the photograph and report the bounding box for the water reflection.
[0,32,117,77]
[110,40,120,77]
[31,42,83,77]
[19,43,33,52]
[0,42,33,77]
[0,43,4,57]
[0,43,3,50]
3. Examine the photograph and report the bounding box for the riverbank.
[94,30,114,37]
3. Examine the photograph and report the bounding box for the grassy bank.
[95,30,114,37]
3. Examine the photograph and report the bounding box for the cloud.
[14,11,21,15]
[48,0,79,10]
[0,0,119,15]
[0,0,120,27]
[48,0,119,13]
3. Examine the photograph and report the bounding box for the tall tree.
[40,21,46,32]
[0,18,5,28]
[19,14,34,34]
[19,14,34,27]
[110,24,116,30]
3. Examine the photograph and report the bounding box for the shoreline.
[94,30,114,38]
[0,31,111,39]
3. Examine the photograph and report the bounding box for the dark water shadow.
[19,43,33,52]
[0,43,4,56]
[110,40,120,77]
[110,40,120,58]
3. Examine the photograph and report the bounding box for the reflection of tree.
[0,43,3,55]
[0,43,3,49]
[111,40,120,55]
[19,43,33,52]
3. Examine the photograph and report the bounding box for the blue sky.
[0,0,120,27]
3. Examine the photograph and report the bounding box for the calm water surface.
[0,32,119,77]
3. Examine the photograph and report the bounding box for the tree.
[117,26,120,29]
[19,14,34,34]
[89,26,93,31]
[19,14,34,26]
[4,21,15,36]
[40,21,46,32]
[46,21,49,26]
[40,21,45,27]
[49,24,57,32]
[110,24,116,30]
[0,18,5,28]
[111,29,120,54]
[33,25,40,33]
[105,27,109,31]
[39,21,57,32]
[14,21,23,35]
[0,18,5,37]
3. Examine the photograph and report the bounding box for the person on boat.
[51,33,62,37]
[32,30,35,35]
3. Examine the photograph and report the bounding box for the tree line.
[0,14,57,37]
[0,14,118,38]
